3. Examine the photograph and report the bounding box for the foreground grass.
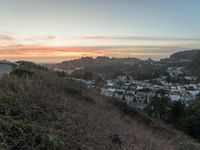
[0,68,199,149]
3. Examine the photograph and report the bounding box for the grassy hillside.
[0,62,199,150]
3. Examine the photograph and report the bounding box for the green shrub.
[112,98,138,116]
[177,142,200,150]
[11,68,34,77]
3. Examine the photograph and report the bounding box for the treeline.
[57,57,140,70]
[145,91,200,140]
[70,63,166,80]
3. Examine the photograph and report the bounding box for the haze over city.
[0,0,200,62]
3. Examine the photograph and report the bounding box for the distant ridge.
[170,49,200,60]
[57,57,140,69]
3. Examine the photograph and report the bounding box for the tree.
[11,68,34,77]
[145,95,170,120]
[156,89,168,96]
[168,101,185,126]
[95,76,106,90]
[146,90,200,140]
[180,97,200,139]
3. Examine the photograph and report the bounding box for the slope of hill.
[56,57,140,70]
[187,51,200,76]
[170,49,200,60]
[0,62,199,150]
[170,50,200,76]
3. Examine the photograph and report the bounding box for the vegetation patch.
[0,117,64,150]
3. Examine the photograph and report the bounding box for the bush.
[176,142,200,150]
[11,68,34,77]
[112,98,138,116]
[180,100,200,140]
[0,117,64,150]
[17,61,47,71]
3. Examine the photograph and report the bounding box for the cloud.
[24,35,56,41]
[0,32,196,62]
[0,45,97,58]
[0,31,56,42]
[81,36,200,41]
[0,33,16,41]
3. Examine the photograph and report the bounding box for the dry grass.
[0,71,199,150]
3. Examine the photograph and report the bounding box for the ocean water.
[4,47,185,63]
[0,64,12,75]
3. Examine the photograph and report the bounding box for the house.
[101,88,114,97]
[134,91,151,104]
[167,67,184,78]
[118,74,133,82]
[125,92,135,103]
[114,90,125,99]
[106,82,114,88]
[185,84,200,98]
[168,94,181,101]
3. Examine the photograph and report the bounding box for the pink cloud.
[0,34,16,41]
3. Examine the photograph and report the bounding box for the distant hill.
[187,51,200,75]
[170,49,200,60]
[54,57,165,80]
[56,57,141,70]
[170,50,200,76]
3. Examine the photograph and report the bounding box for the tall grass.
[0,71,198,149]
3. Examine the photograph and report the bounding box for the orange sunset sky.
[0,0,200,62]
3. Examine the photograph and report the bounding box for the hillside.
[170,50,200,76]
[0,62,199,150]
[170,49,200,60]
[56,57,140,70]
[186,51,200,76]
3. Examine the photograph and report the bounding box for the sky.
[0,0,200,62]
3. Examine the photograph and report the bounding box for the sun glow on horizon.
[1,32,199,63]
[0,0,200,62]
[0,42,187,63]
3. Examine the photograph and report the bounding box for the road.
[13,62,20,70]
